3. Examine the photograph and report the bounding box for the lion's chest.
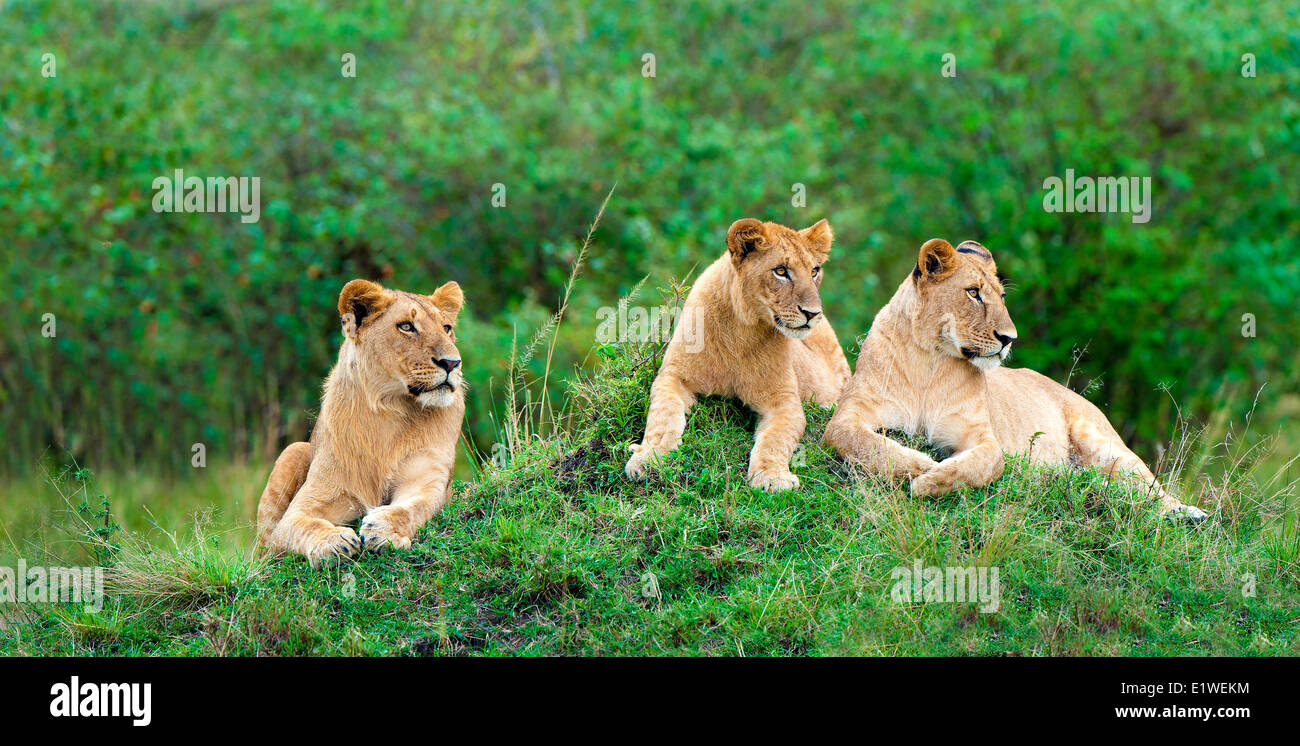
[325,410,457,507]
[877,379,982,453]
[884,401,957,452]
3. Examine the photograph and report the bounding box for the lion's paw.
[901,452,940,480]
[909,470,950,498]
[360,509,414,552]
[304,526,362,568]
[625,445,657,481]
[1162,503,1208,523]
[748,468,800,492]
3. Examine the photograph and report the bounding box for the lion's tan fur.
[626,218,851,491]
[255,278,469,566]
[823,238,1206,520]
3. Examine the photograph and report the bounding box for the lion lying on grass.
[256,278,467,566]
[626,218,851,490]
[823,238,1206,521]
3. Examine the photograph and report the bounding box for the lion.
[626,218,851,491]
[822,237,1207,521]
[255,278,467,566]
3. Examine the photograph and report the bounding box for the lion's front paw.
[1161,503,1208,523]
[900,452,940,480]
[748,468,800,492]
[360,508,414,552]
[304,526,362,568]
[910,469,952,498]
[625,444,658,481]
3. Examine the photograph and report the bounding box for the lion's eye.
[774,266,789,278]
[443,325,453,334]
[966,288,981,300]
[397,321,416,332]
[812,266,821,276]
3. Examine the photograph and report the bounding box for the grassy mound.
[2,347,1297,656]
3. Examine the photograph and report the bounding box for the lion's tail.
[254,441,312,552]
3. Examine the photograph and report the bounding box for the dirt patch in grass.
[553,435,616,495]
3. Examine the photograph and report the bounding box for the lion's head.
[910,238,1018,371]
[337,278,465,408]
[725,217,833,340]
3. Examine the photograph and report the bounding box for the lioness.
[256,278,467,566]
[626,218,851,490]
[823,238,1206,520]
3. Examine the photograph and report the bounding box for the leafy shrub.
[0,0,1296,474]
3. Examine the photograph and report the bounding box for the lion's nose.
[799,306,821,323]
[995,331,1017,347]
[434,357,461,372]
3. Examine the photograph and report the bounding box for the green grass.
[2,345,1297,656]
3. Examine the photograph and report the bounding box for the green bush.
[0,0,1296,473]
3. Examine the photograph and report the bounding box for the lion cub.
[626,218,850,490]
[823,238,1206,521]
[256,278,467,566]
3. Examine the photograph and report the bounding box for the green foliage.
[69,467,120,563]
[0,0,1297,476]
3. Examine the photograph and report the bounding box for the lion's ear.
[428,281,464,322]
[726,218,769,267]
[916,238,958,282]
[800,218,833,259]
[338,279,394,338]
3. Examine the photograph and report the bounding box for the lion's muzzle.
[407,358,462,407]
[772,306,822,340]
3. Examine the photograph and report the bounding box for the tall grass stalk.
[503,186,615,457]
